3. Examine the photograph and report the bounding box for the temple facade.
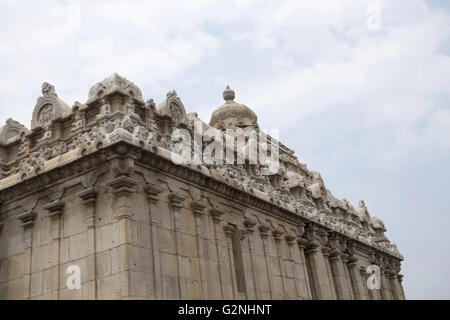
[0,74,405,300]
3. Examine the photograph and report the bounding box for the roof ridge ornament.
[223,85,235,103]
[31,82,71,130]
[41,82,57,96]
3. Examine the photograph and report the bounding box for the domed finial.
[223,85,235,103]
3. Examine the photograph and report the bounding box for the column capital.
[144,184,163,203]
[190,200,207,216]
[168,192,186,209]
[243,216,257,232]
[77,187,98,203]
[224,223,236,237]
[210,207,226,223]
[304,239,320,255]
[258,223,271,239]
[272,229,284,242]
[297,237,308,249]
[106,176,138,195]
[43,200,64,218]
[285,233,296,246]
[17,211,37,228]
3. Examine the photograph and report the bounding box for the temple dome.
[209,86,258,130]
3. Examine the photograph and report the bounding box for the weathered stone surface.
[0,74,405,300]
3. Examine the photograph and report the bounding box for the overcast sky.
[0,0,449,299]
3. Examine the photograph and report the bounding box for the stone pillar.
[223,223,239,299]
[17,211,37,300]
[239,227,256,299]
[259,223,275,299]
[327,233,353,300]
[387,272,399,300]
[243,217,258,299]
[210,207,226,299]
[297,237,313,299]
[272,229,287,299]
[144,184,163,299]
[303,223,336,300]
[106,176,138,299]
[347,259,367,300]
[168,192,186,299]
[76,187,98,300]
[380,268,393,300]
[190,200,208,299]
[43,200,64,299]
[397,274,406,300]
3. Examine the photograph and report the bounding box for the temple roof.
[209,86,258,130]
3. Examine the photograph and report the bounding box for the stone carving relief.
[31,82,71,130]
[156,90,187,127]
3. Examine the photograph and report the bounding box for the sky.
[0,0,449,299]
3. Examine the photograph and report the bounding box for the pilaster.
[144,183,163,299]
[17,211,37,300]
[43,200,64,299]
[76,188,98,300]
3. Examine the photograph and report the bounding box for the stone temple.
[0,74,405,300]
